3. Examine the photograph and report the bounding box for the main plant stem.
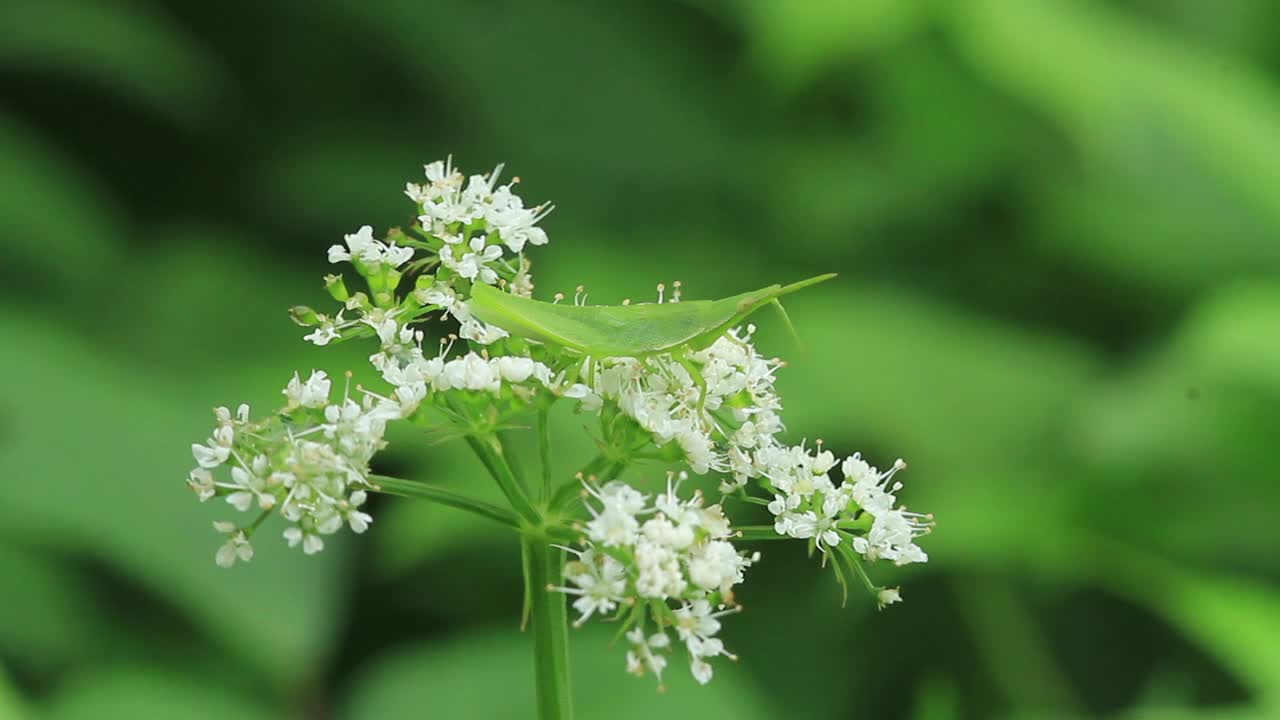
[523,536,573,720]
[465,429,572,720]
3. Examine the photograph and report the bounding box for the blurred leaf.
[0,662,26,720]
[1161,575,1280,707]
[371,441,509,579]
[763,40,1030,254]
[0,0,223,124]
[40,666,272,720]
[742,0,927,89]
[254,133,420,237]
[1073,539,1280,710]
[1176,281,1280,393]
[1129,0,1278,61]
[911,676,959,720]
[106,227,358,375]
[0,115,117,284]
[949,0,1280,291]
[343,626,775,720]
[306,0,747,202]
[1070,282,1280,566]
[0,309,344,690]
[774,283,1099,464]
[0,544,102,670]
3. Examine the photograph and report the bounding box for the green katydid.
[468,273,836,359]
[469,273,836,417]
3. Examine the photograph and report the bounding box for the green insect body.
[468,273,836,359]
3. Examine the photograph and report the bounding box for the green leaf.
[0,543,104,671]
[770,284,1099,463]
[949,0,1280,291]
[0,0,224,125]
[40,666,273,720]
[343,626,776,720]
[1064,538,1280,710]
[1160,574,1280,707]
[1070,282,1280,565]
[0,310,344,690]
[469,275,834,357]
[0,114,118,285]
[0,662,26,720]
[741,0,927,90]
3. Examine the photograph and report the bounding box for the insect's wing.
[470,282,716,355]
[469,274,836,357]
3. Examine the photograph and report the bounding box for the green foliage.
[344,627,775,720]
[2,0,1277,716]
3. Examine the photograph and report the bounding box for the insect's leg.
[673,346,709,426]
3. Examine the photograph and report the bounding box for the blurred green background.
[3,0,1279,718]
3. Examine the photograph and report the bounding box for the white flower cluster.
[407,157,552,256]
[767,450,932,567]
[187,371,394,566]
[327,224,414,269]
[555,476,757,687]
[193,160,562,566]
[302,158,550,351]
[363,311,557,407]
[566,325,784,480]
[563,317,934,572]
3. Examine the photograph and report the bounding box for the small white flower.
[459,318,510,345]
[284,370,332,409]
[329,225,415,269]
[559,550,628,624]
[214,524,253,568]
[444,235,503,283]
[625,628,671,686]
[192,442,229,469]
[303,311,345,346]
[187,468,216,501]
[495,356,536,383]
[877,587,902,609]
[344,490,373,533]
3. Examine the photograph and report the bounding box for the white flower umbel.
[553,474,758,687]
[554,296,933,607]
[183,156,937,714]
[187,373,393,565]
[564,324,786,489]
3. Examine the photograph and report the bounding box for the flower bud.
[289,305,320,327]
[325,274,350,302]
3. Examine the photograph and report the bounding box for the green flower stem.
[370,475,521,529]
[464,433,541,524]
[460,431,575,719]
[538,405,553,500]
[524,536,574,720]
[500,429,531,493]
[735,525,789,541]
